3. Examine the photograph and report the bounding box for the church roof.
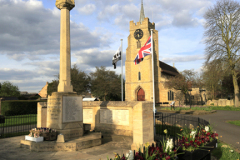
[159,61,179,76]
[139,0,145,23]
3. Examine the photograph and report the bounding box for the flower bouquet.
[29,128,57,141]
[112,130,180,160]
[177,125,218,160]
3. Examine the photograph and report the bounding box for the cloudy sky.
[0,0,224,93]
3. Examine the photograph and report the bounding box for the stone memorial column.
[56,0,74,92]
[45,0,83,140]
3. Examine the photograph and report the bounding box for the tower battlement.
[129,17,155,31]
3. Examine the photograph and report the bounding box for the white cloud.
[52,7,60,17]
[78,3,96,15]
[162,54,205,63]
[0,0,109,62]
[73,48,115,68]
[172,10,199,28]
[97,4,120,21]
[25,0,42,9]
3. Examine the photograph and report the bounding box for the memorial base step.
[20,132,101,151]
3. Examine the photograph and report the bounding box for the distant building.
[125,2,179,104]
[83,98,99,101]
[20,92,28,95]
[124,2,207,106]
[38,82,48,99]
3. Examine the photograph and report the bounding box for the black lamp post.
[199,89,205,105]
[188,89,192,109]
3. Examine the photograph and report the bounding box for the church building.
[125,1,179,104]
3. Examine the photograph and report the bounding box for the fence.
[110,112,211,160]
[0,114,37,138]
[155,112,209,147]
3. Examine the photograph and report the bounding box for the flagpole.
[151,29,155,135]
[121,39,123,101]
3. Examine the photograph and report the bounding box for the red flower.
[185,143,190,148]
[215,133,218,136]
[166,156,171,160]
[206,132,211,136]
[159,153,163,158]
[197,141,201,146]
[121,157,126,160]
[205,137,209,142]
[148,147,155,156]
[134,154,144,160]
[173,149,177,153]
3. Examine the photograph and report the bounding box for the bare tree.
[165,69,200,104]
[202,60,224,99]
[204,0,240,107]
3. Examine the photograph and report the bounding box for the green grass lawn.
[212,141,240,160]
[227,120,240,127]
[160,106,213,111]
[158,105,240,111]
[1,114,37,127]
[211,106,240,111]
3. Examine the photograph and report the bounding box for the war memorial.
[20,0,154,152]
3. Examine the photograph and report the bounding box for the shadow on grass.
[155,124,181,137]
[185,111,195,114]
[211,141,240,160]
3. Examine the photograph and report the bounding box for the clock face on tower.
[134,29,143,40]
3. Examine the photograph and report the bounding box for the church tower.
[125,0,161,102]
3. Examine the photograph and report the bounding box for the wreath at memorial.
[29,128,57,141]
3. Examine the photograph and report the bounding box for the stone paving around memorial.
[0,135,132,160]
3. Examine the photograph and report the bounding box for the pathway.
[192,110,240,151]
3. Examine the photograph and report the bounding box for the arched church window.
[138,72,141,80]
[168,90,174,101]
[137,40,141,48]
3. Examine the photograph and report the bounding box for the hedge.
[1,100,46,116]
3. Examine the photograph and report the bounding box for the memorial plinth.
[47,92,83,140]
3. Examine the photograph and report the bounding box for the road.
[192,110,240,151]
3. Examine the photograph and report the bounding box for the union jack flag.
[134,36,152,65]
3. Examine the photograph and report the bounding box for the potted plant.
[177,125,218,160]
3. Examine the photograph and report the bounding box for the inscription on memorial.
[83,109,93,123]
[47,98,62,120]
[100,109,129,125]
[63,96,82,123]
